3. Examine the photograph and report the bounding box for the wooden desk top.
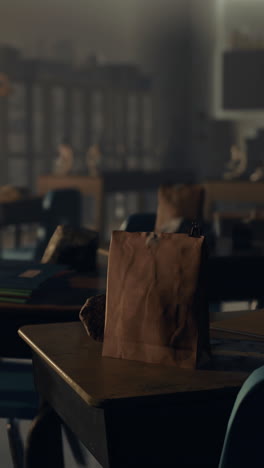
[37,171,193,195]
[19,321,248,408]
[211,308,264,339]
[203,181,264,220]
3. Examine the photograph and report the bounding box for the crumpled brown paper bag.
[102,231,210,368]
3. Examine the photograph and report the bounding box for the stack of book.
[0,262,68,304]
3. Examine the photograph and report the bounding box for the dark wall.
[0,0,193,172]
[2,0,261,180]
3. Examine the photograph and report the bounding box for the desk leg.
[24,401,64,468]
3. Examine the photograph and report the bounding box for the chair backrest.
[42,188,82,227]
[34,189,82,261]
[219,365,264,468]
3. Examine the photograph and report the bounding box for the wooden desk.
[203,181,264,220]
[19,321,250,468]
[211,307,264,339]
[37,171,193,239]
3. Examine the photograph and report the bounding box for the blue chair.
[219,365,264,467]
[0,359,38,468]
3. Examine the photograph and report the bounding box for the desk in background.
[203,181,264,220]
[211,307,264,339]
[0,254,107,359]
[36,179,264,227]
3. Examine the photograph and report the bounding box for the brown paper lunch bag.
[155,184,205,232]
[102,231,210,369]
